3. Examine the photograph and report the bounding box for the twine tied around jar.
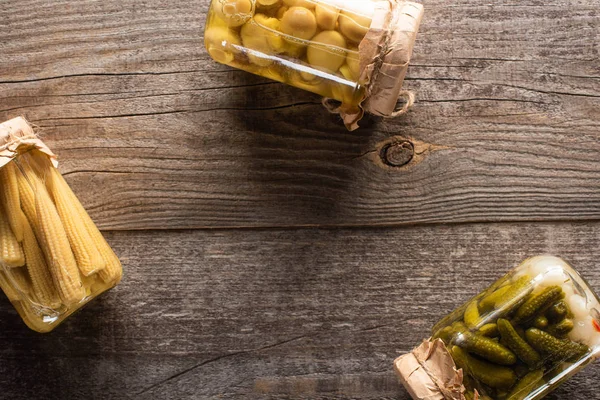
[322,1,424,131]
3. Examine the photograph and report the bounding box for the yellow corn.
[46,168,106,276]
[5,267,31,294]
[0,162,25,241]
[79,272,96,297]
[51,170,122,284]
[94,233,122,283]
[0,202,25,267]
[33,177,85,305]
[0,271,20,302]
[22,216,61,309]
[15,163,38,229]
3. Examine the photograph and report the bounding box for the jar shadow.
[196,76,383,228]
[0,293,122,398]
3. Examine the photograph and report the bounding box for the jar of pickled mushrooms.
[204,0,424,130]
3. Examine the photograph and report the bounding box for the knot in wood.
[380,140,414,167]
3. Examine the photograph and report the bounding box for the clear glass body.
[0,150,122,332]
[204,0,378,106]
[432,256,600,400]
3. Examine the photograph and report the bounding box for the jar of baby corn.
[0,118,122,332]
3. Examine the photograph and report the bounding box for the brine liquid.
[205,0,371,107]
[0,268,116,333]
[431,256,600,400]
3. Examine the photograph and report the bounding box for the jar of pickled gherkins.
[0,117,123,332]
[395,256,600,400]
[204,0,424,130]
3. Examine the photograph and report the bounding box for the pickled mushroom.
[299,70,321,82]
[288,71,326,96]
[343,47,360,80]
[281,41,306,58]
[338,64,354,81]
[240,14,285,66]
[255,0,281,16]
[282,0,316,9]
[280,6,318,40]
[315,4,339,30]
[331,82,359,105]
[214,0,255,27]
[338,11,371,43]
[205,26,242,64]
[276,5,289,19]
[307,30,347,72]
[257,0,280,6]
[260,65,287,83]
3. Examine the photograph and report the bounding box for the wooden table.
[1,1,599,398]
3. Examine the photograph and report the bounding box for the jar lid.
[363,1,423,116]
[338,1,424,130]
[394,339,467,400]
[0,117,57,169]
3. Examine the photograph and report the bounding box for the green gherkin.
[450,346,517,390]
[533,315,548,329]
[478,323,499,338]
[464,300,481,329]
[466,391,492,400]
[484,276,533,317]
[479,285,512,312]
[512,286,564,324]
[546,318,574,338]
[546,300,571,322]
[506,370,544,400]
[461,332,517,365]
[525,328,589,363]
[497,319,541,368]
[514,363,530,378]
[433,326,454,344]
[451,321,468,336]
[480,276,531,313]
[464,390,475,400]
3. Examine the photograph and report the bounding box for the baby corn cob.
[80,273,97,297]
[33,177,85,305]
[0,162,25,241]
[83,207,122,284]
[47,167,105,276]
[22,215,61,309]
[51,170,122,284]
[96,245,122,284]
[0,271,20,302]
[6,267,31,294]
[15,163,38,229]
[0,202,25,267]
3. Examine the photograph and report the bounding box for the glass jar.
[396,256,600,400]
[0,117,123,332]
[204,0,424,130]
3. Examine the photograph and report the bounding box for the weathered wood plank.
[0,222,598,399]
[0,1,599,229]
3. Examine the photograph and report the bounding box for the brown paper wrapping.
[0,117,57,169]
[394,339,467,400]
[340,1,424,130]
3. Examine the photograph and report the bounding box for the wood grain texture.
[0,223,598,399]
[1,1,599,399]
[0,0,599,229]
